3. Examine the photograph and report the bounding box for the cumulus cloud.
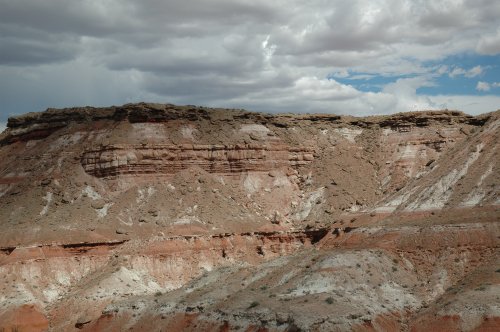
[449,67,466,78]
[476,81,490,92]
[429,95,500,114]
[476,81,500,92]
[465,66,483,78]
[449,65,483,78]
[0,0,499,121]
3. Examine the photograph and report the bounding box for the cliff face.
[1,104,492,232]
[0,103,498,331]
[80,144,315,178]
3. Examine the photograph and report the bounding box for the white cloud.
[429,95,500,114]
[436,65,448,75]
[206,76,437,115]
[449,65,483,78]
[0,122,5,133]
[331,70,350,78]
[476,81,491,92]
[464,65,483,78]
[449,67,466,78]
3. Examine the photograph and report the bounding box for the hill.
[0,103,498,331]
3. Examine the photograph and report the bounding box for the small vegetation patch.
[248,301,260,309]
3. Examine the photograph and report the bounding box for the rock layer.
[81,143,315,178]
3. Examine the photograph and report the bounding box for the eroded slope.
[0,104,498,331]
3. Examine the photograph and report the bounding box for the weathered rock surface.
[0,103,498,331]
[81,143,315,178]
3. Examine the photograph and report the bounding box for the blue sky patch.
[330,53,500,96]
[419,53,500,96]
[328,73,419,93]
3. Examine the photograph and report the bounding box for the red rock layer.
[81,143,316,178]
[0,304,49,332]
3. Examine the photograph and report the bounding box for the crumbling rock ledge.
[0,229,329,265]
[0,103,491,146]
[0,240,128,264]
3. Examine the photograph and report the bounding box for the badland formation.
[0,103,498,331]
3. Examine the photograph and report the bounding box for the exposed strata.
[0,103,488,146]
[44,221,498,331]
[81,144,315,178]
[377,125,465,194]
[378,113,500,212]
[0,229,328,330]
[0,103,498,332]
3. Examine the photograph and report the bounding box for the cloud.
[0,0,499,119]
[476,81,490,92]
[449,67,466,78]
[464,65,483,78]
[0,122,5,133]
[331,70,350,78]
[476,28,500,55]
[449,65,483,78]
[476,81,500,92]
[429,94,500,114]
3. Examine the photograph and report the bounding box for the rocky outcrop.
[375,110,489,128]
[377,112,500,212]
[269,110,489,129]
[66,221,499,332]
[81,143,315,178]
[1,104,489,146]
[0,229,328,331]
[377,125,465,194]
[0,103,210,145]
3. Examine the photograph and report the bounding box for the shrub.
[325,297,334,304]
[248,301,259,309]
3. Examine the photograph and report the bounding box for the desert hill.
[0,103,498,331]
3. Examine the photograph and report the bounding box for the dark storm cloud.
[0,24,79,65]
[105,37,266,78]
[143,69,297,103]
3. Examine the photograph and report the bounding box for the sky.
[1,0,500,131]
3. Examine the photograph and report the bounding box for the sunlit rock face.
[0,103,498,331]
